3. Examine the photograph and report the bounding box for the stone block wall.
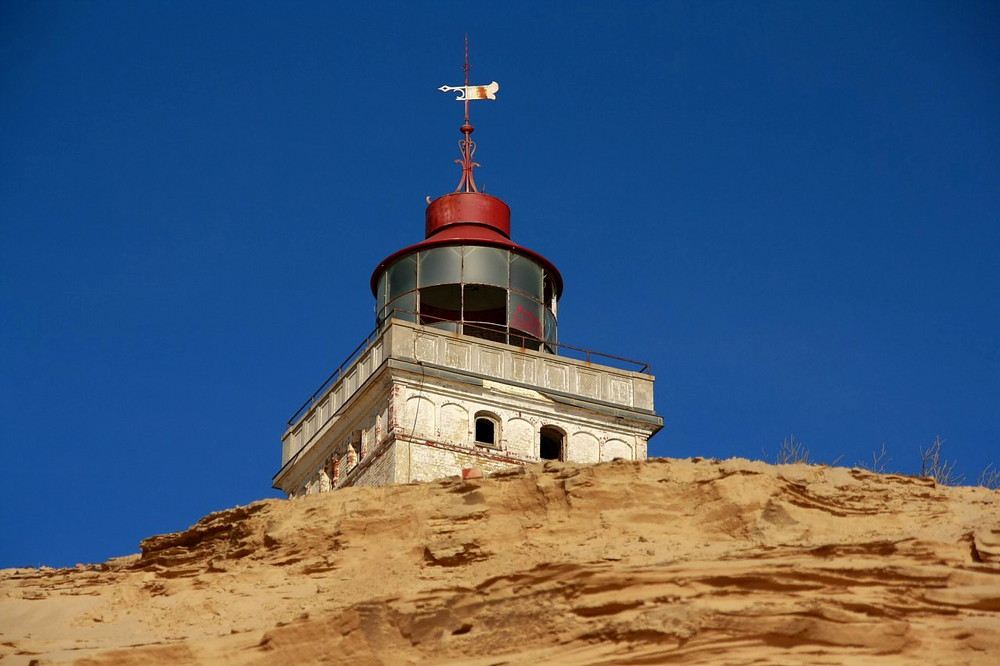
[393,438,522,484]
[283,393,391,498]
[350,440,397,488]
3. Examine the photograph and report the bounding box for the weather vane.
[438,35,499,193]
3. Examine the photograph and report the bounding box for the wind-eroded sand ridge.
[2,457,999,664]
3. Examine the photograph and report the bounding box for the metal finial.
[437,35,499,193]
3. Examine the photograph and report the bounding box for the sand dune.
[2,458,999,664]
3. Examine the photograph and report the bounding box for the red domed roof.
[370,191,563,297]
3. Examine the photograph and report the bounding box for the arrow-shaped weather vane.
[439,36,498,193]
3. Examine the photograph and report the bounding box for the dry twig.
[776,434,810,464]
[977,463,1000,490]
[857,443,892,474]
[919,436,964,486]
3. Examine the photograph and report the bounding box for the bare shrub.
[857,443,892,474]
[978,463,1000,490]
[919,436,964,486]
[775,434,810,464]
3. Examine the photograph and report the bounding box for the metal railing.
[400,309,651,374]
[286,310,651,427]
[286,325,381,426]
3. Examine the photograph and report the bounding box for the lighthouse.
[273,54,662,497]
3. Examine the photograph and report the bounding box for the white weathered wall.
[277,320,659,498]
[384,320,656,411]
[390,377,648,465]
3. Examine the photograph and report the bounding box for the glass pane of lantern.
[428,319,459,333]
[376,273,387,314]
[463,247,509,287]
[544,308,558,344]
[509,292,544,340]
[388,255,416,300]
[510,254,542,299]
[418,247,462,286]
[385,293,416,322]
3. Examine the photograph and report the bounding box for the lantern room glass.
[418,247,462,287]
[388,255,416,300]
[462,246,509,287]
[377,246,558,350]
[510,254,543,299]
[382,292,416,324]
[376,273,387,316]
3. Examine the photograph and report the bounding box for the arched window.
[474,412,500,447]
[539,426,564,461]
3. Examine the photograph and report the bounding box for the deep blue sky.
[2,1,998,568]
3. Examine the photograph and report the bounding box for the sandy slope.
[2,458,999,665]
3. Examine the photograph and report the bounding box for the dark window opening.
[419,284,462,327]
[539,426,564,461]
[464,284,509,344]
[463,284,507,324]
[475,417,496,445]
